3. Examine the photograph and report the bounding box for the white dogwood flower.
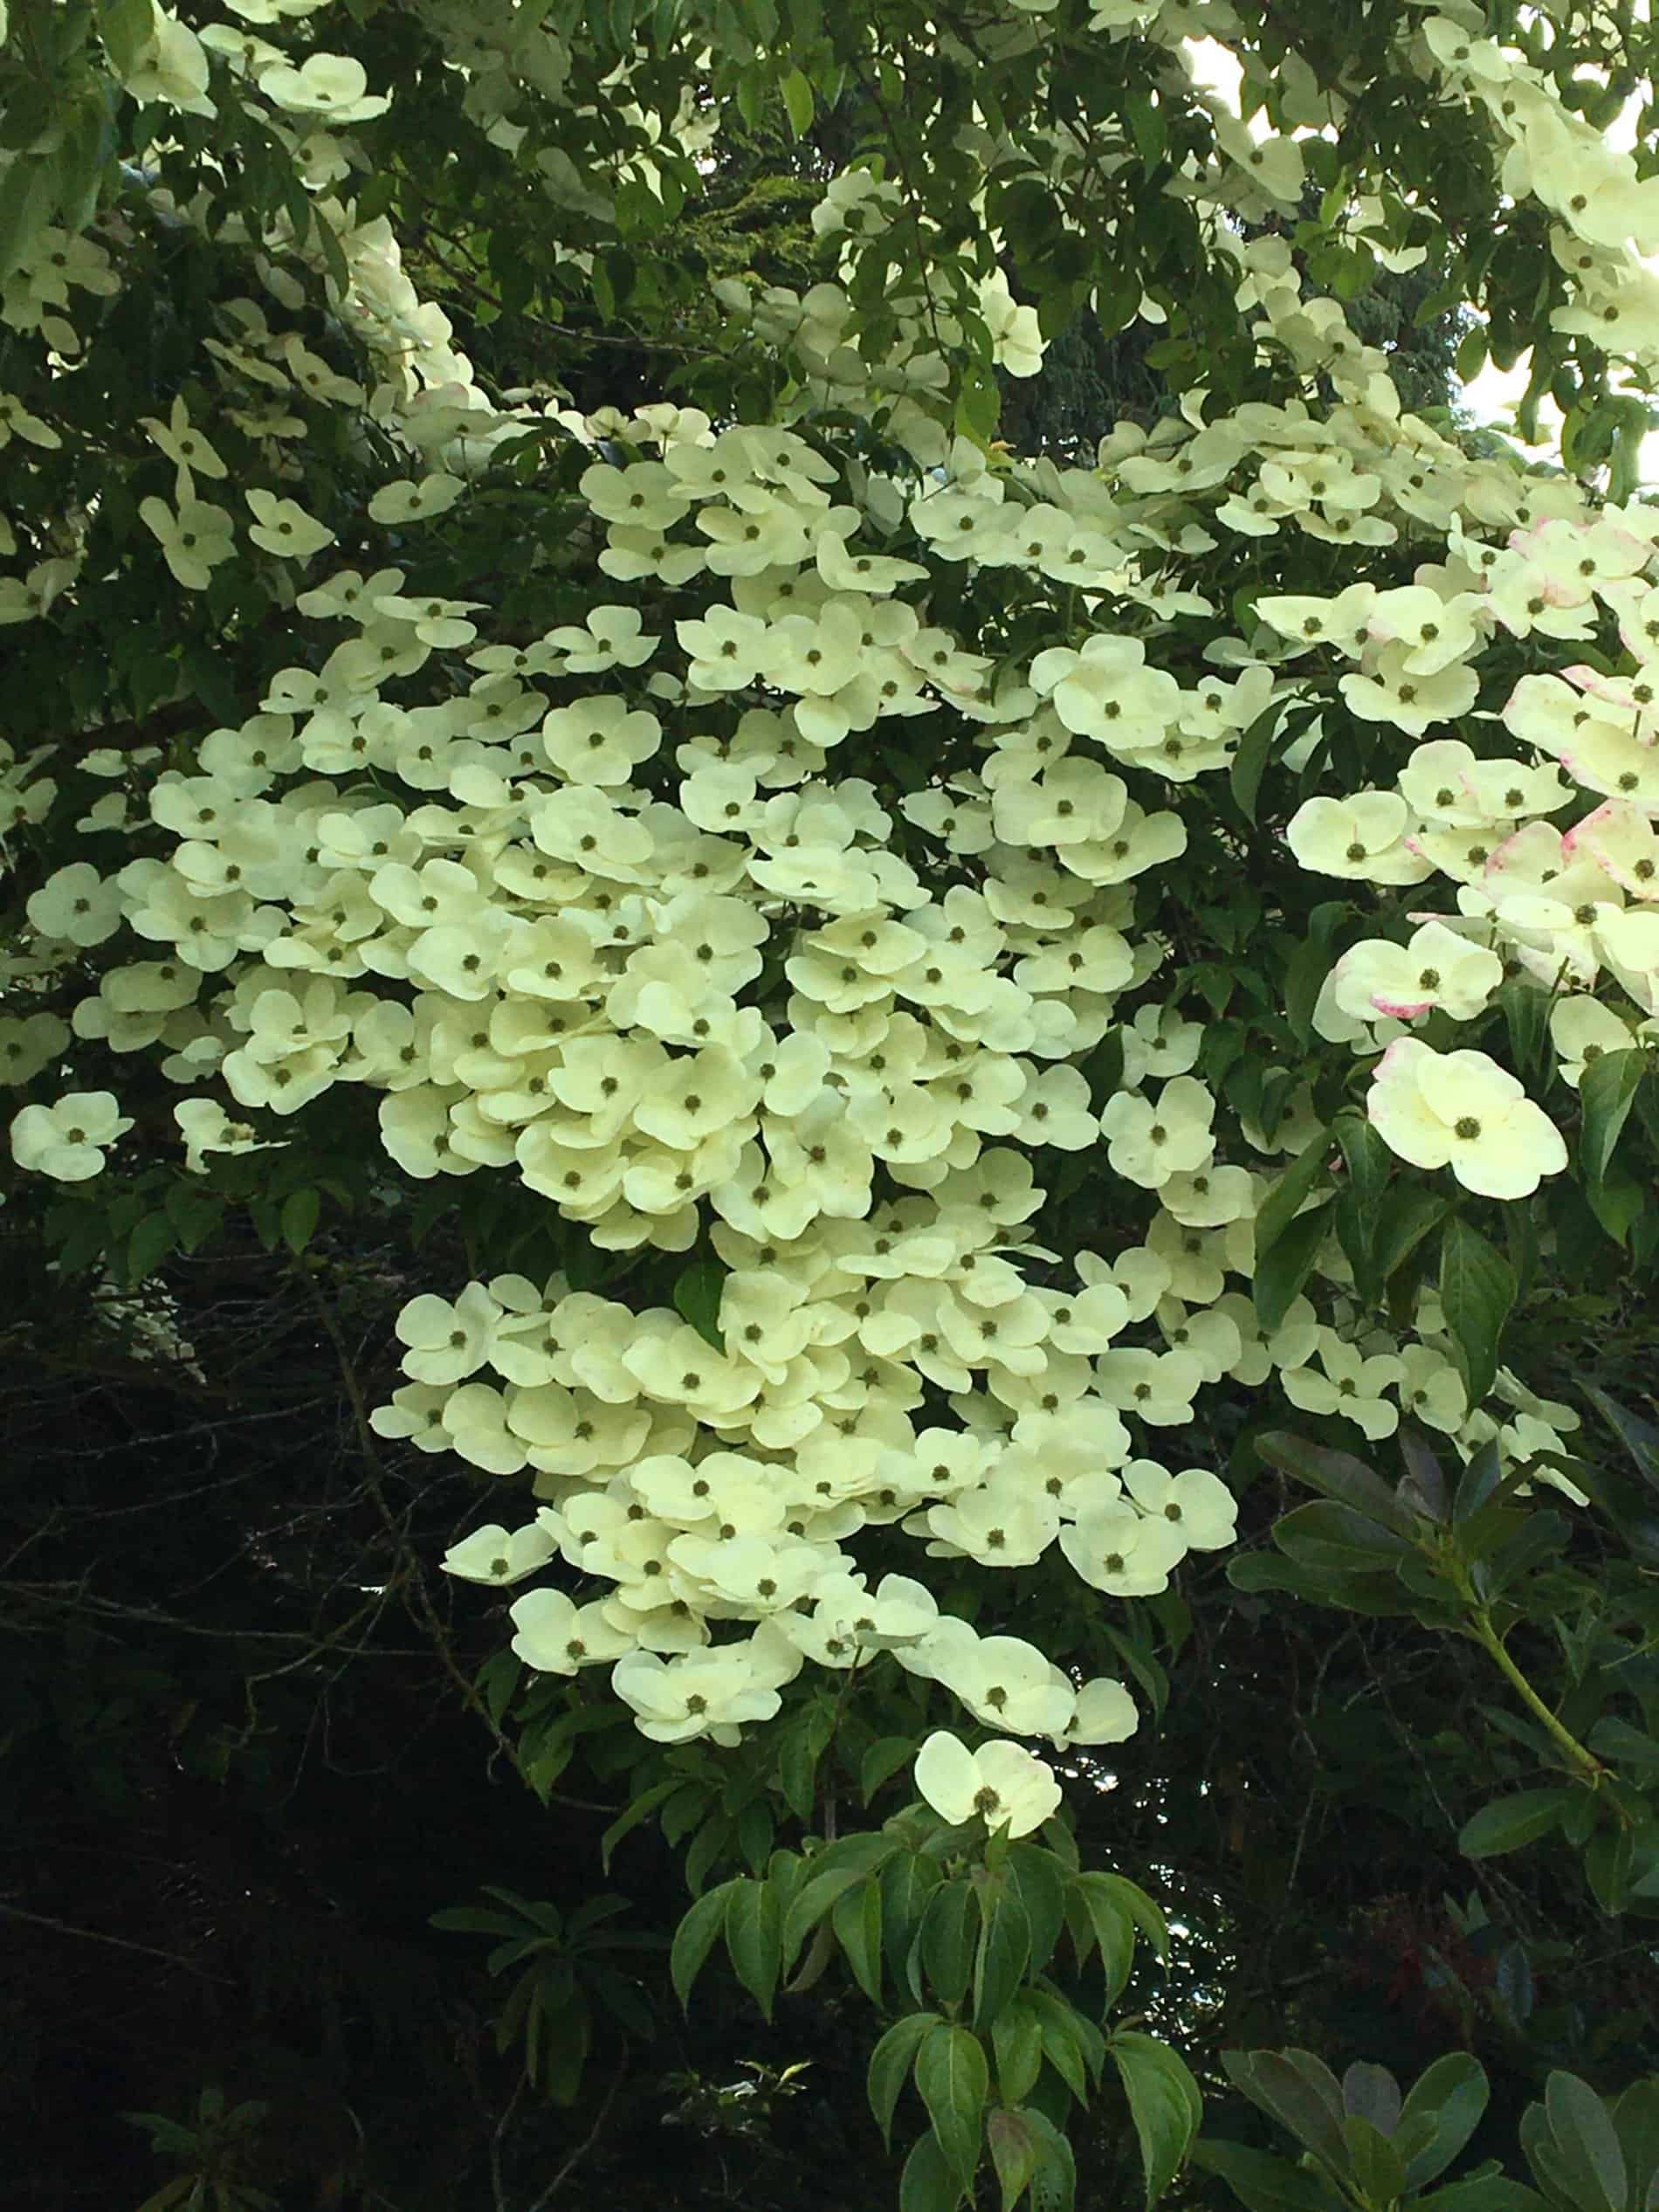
[912,1730,1062,1836]
[1366,1039,1567,1198]
[11,1091,133,1182]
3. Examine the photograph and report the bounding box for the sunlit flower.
[912,1730,1062,1836]
[1366,1039,1568,1198]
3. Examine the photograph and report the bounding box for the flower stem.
[1463,1604,1607,1788]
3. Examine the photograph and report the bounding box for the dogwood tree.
[6,0,1659,2202]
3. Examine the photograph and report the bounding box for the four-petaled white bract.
[10,1092,134,1182]
[441,1523,558,1586]
[913,1730,1063,1837]
[1366,1040,1569,1198]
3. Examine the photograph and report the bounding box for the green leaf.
[918,1878,977,2008]
[733,1796,772,1877]
[1497,979,1552,1083]
[1329,1111,1392,1297]
[1110,2032,1201,2208]
[993,2002,1044,2106]
[280,1188,320,1254]
[1188,2140,1332,2211]
[915,2023,988,2190]
[1541,2072,1628,2212]
[973,1879,1031,2031]
[778,1713,822,1823]
[127,1212,177,1285]
[1397,2052,1490,2189]
[164,1182,223,1255]
[1253,1200,1335,1335]
[683,1809,733,1896]
[1254,1127,1332,1269]
[477,1650,522,1729]
[988,2106,1042,2212]
[1254,1432,1415,1537]
[1343,2115,1405,2205]
[1458,1789,1570,1859]
[98,0,158,75]
[863,1734,919,1805]
[868,2013,940,2147]
[429,1905,526,1939]
[1005,1845,1066,1974]
[1065,1873,1135,2008]
[724,1878,782,2020]
[782,1833,900,1970]
[1223,2052,1349,2178]
[1086,1872,1168,1964]
[672,1259,726,1349]
[1123,92,1167,169]
[1331,1106,1392,1199]
[0,151,60,289]
[901,2126,966,2212]
[1416,2180,1551,2211]
[1284,905,1349,1046]
[1612,2078,1659,2212]
[1024,2108,1077,2212]
[1584,1823,1635,1918]
[1588,1169,1644,1249]
[779,66,814,135]
[1580,1049,1646,1218]
[831,1878,884,2005]
[1588,1716,1659,1774]
[1229,702,1280,827]
[1376,1189,1450,1304]
[1438,1217,1515,1412]
[1026,1988,1089,2104]
[884,1850,945,1987]
[1454,320,1490,384]
[670,1880,740,2012]
[1586,1384,1659,1491]
[1228,1550,1408,1616]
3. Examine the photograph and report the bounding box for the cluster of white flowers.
[14,358,1620,1735]
[3,0,1649,1754]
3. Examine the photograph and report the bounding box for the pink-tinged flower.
[1564,800,1659,898]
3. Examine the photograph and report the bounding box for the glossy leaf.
[993,2001,1044,2107]
[1255,1432,1415,1537]
[1542,2071,1628,2212]
[1253,1199,1337,1334]
[988,2105,1042,2212]
[915,2022,988,2190]
[723,1878,782,2020]
[1580,1048,1645,1195]
[868,2012,940,2148]
[1438,1217,1515,1413]
[670,1880,740,2013]
[1397,2052,1490,2189]
[917,1878,977,2008]
[1189,2139,1333,2212]
[1111,2031,1202,2208]
[831,1876,884,2006]
[901,2125,966,2212]
[1458,1790,1571,1860]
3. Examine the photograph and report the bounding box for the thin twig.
[0,1899,228,1981]
[526,2051,628,2212]
[295,1261,530,1781]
